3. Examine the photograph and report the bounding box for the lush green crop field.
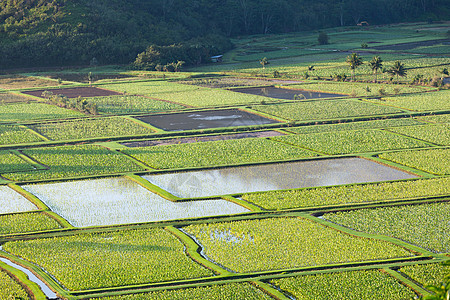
[102,81,199,96]
[0,269,29,300]
[30,117,153,141]
[400,263,450,287]
[418,114,450,124]
[324,202,450,253]
[184,217,412,273]
[0,151,35,173]
[242,177,450,210]
[387,124,450,146]
[0,212,61,235]
[271,270,416,300]
[123,138,317,169]
[272,129,429,155]
[287,118,421,135]
[0,124,43,145]
[286,82,427,96]
[150,88,270,107]
[2,145,145,181]
[253,99,402,121]
[101,283,273,300]
[379,148,450,175]
[89,95,186,114]
[367,90,450,112]
[3,228,213,291]
[0,102,84,122]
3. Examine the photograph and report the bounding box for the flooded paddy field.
[21,87,122,98]
[232,86,345,100]
[135,109,281,131]
[143,157,418,198]
[121,130,284,147]
[22,177,249,227]
[0,186,38,214]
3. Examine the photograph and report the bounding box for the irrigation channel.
[0,256,58,299]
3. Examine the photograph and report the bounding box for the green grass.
[30,117,153,140]
[102,81,200,95]
[272,129,430,155]
[271,270,416,300]
[2,228,213,291]
[400,263,450,287]
[366,90,450,112]
[0,212,61,235]
[2,145,145,181]
[242,177,450,210]
[100,282,273,300]
[387,124,450,146]
[0,125,44,145]
[286,82,427,96]
[0,151,35,173]
[253,99,402,121]
[123,138,317,169]
[324,202,450,253]
[379,148,450,175]
[287,118,422,135]
[417,114,450,124]
[0,102,84,122]
[150,88,271,107]
[0,269,29,300]
[88,95,186,114]
[184,217,412,273]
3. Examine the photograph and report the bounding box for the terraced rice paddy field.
[0,23,448,299]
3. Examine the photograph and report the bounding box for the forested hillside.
[0,0,449,68]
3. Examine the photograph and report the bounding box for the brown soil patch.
[21,87,123,98]
[0,75,60,90]
[121,130,284,147]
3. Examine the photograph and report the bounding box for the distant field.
[272,129,430,154]
[2,145,145,181]
[123,138,317,169]
[242,177,450,210]
[30,117,153,140]
[253,99,403,121]
[0,102,84,122]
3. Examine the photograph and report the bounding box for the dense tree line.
[0,0,448,68]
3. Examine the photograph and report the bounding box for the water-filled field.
[136,109,280,131]
[232,86,345,100]
[143,157,417,198]
[23,177,249,227]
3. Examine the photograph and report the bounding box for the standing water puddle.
[0,256,58,299]
[142,158,417,198]
[232,86,345,100]
[135,109,280,131]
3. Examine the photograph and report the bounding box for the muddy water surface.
[136,109,280,131]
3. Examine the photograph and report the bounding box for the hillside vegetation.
[0,0,449,68]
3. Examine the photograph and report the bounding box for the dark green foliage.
[318,32,329,45]
[133,36,232,70]
[0,0,449,68]
[41,91,98,115]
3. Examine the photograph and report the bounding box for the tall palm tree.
[388,61,407,83]
[346,53,363,81]
[369,56,383,83]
